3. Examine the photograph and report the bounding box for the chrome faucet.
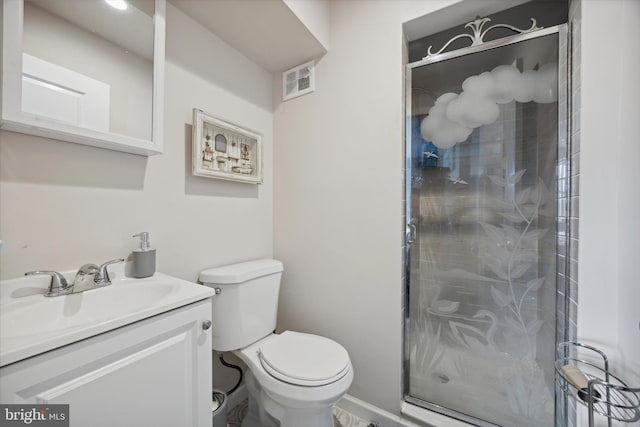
[72,259,124,291]
[25,258,124,297]
[24,270,73,297]
[95,258,124,285]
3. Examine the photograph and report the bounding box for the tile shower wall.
[568,0,581,342]
[557,2,580,425]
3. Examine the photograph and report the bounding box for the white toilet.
[199,259,353,427]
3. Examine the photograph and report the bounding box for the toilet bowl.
[199,260,353,427]
[236,332,353,427]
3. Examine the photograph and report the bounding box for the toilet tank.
[199,259,283,352]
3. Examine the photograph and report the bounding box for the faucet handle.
[25,270,72,296]
[95,258,125,285]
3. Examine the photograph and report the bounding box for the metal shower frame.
[402,23,571,427]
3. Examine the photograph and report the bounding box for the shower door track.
[403,23,570,427]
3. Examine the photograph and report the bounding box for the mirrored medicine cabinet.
[1,0,166,156]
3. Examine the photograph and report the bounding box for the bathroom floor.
[227,400,371,427]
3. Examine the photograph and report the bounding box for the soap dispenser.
[132,232,156,278]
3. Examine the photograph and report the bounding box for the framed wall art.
[192,109,263,184]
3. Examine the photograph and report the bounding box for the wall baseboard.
[228,388,468,427]
[400,401,471,427]
[336,394,424,427]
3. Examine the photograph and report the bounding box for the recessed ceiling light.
[105,0,128,11]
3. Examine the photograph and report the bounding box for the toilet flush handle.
[214,287,222,295]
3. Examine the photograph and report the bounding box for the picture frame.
[192,109,263,184]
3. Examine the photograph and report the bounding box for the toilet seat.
[257,331,350,386]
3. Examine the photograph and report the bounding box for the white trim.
[335,395,478,427]
[336,394,422,427]
[151,0,165,154]
[401,401,473,427]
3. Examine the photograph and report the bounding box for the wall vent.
[282,60,315,101]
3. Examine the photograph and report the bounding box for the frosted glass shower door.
[406,29,568,427]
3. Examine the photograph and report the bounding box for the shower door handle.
[406,218,417,244]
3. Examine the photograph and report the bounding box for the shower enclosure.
[404,22,569,427]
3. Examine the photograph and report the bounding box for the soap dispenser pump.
[132,232,156,278]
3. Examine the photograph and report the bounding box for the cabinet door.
[0,300,212,427]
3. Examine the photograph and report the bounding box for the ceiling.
[169,0,327,72]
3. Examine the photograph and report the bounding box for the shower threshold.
[402,398,497,427]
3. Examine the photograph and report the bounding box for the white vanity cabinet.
[0,299,212,427]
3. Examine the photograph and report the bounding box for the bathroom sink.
[0,266,214,367]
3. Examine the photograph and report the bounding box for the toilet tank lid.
[199,259,283,284]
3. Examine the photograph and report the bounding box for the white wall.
[578,0,640,385]
[272,0,461,415]
[0,3,273,284]
[615,0,640,386]
[283,0,331,51]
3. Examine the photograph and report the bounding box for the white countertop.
[0,265,215,367]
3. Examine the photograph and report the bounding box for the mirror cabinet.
[1,0,165,155]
